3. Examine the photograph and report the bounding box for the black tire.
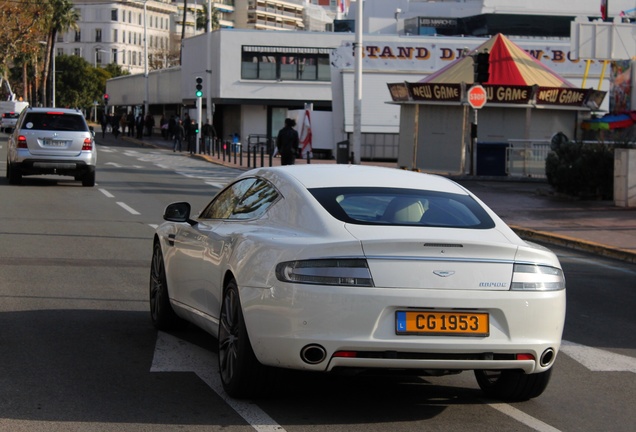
[218,279,266,398]
[149,241,186,330]
[7,162,22,185]
[82,169,96,187]
[474,368,553,401]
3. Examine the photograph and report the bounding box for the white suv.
[6,107,96,186]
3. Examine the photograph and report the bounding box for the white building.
[106,27,616,158]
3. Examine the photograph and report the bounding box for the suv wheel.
[82,169,96,187]
[7,161,22,185]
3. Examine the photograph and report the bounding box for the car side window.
[229,179,279,220]
[199,178,258,219]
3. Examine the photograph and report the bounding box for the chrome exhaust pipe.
[540,348,555,367]
[300,344,327,365]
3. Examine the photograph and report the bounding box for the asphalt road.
[0,135,634,432]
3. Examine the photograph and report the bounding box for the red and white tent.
[422,33,575,88]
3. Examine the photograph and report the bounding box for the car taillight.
[275,259,374,287]
[82,138,93,150]
[510,264,565,291]
[17,135,28,148]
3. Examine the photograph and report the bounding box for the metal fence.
[506,139,551,179]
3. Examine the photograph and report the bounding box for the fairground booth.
[388,33,606,176]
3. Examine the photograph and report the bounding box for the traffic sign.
[467,85,487,109]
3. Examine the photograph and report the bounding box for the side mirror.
[163,202,196,225]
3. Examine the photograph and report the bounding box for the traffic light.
[474,52,490,84]
[194,123,200,134]
[104,93,109,105]
[195,77,203,98]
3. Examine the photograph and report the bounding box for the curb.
[511,225,636,264]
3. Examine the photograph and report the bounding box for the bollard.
[260,147,264,167]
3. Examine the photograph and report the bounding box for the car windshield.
[309,187,495,229]
[22,112,88,132]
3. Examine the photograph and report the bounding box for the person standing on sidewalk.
[173,119,185,152]
[276,118,300,166]
[202,120,215,155]
[136,113,144,139]
[127,112,135,137]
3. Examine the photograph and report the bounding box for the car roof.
[24,107,84,115]
[244,165,469,194]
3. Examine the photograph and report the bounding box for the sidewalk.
[116,132,636,264]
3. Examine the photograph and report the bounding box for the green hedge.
[545,138,614,200]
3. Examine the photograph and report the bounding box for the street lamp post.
[143,0,149,117]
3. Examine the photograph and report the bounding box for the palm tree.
[196,2,220,32]
[41,0,79,107]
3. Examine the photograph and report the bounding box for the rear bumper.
[15,159,95,177]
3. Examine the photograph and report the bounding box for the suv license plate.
[396,311,489,336]
[42,140,69,147]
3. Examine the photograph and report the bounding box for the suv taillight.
[82,138,93,151]
[17,136,28,148]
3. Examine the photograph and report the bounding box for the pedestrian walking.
[100,113,108,139]
[276,118,299,166]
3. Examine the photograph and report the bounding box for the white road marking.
[560,340,636,373]
[104,162,123,168]
[488,404,561,432]
[116,202,140,215]
[99,188,114,198]
[206,182,225,188]
[151,331,286,432]
[149,224,158,229]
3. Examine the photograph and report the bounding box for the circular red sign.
[467,85,487,109]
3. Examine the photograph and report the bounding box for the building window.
[113,29,118,43]
[133,51,137,66]
[73,48,81,56]
[74,30,81,42]
[111,9,118,21]
[112,49,118,64]
[95,29,102,43]
[241,46,332,82]
[128,11,132,23]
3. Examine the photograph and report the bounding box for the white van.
[0,101,29,132]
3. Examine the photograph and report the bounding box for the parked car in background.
[1,112,21,133]
[149,165,566,401]
[6,107,97,186]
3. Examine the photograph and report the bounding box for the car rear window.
[309,187,496,229]
[22,112,89,132]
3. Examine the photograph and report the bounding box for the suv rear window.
[22,112,88,132]
[309,187,496,229]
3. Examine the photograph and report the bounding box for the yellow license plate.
[396,311,489,336]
